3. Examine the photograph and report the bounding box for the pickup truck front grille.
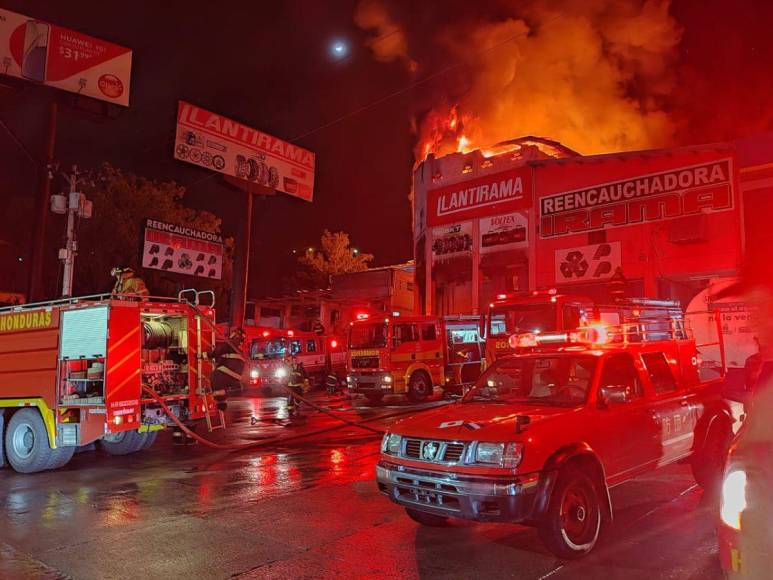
[352,356,379,369]
[402,438,467,464]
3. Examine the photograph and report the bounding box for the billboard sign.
[554,242,622,284]
[142,219,224,280]
[479,211,528,254]
[0,8,132,105]
[431,222,472,263]
[427,167,531,226]
[539,159,734,238]
[174,101,315,201]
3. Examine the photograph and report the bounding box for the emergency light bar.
[508,317,688,349]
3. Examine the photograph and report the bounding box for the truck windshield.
[250,338,287,360]
[464,355,597,406]
[489,304,556,336]
[349,323,388,349]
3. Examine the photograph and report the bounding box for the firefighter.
[608,267,627,302]
[212,328,246,394]
[325,366,339,396]
[111,267,149,298]
[286,356,307,417]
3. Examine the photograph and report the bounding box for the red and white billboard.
[0,8,132,106]
[142,219,224,280]
[427,167,531,226]
[174,101,315,201]
[534,149,741,287]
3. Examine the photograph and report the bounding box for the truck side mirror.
[598,385,631,407]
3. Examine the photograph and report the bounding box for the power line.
[183,14,562,190]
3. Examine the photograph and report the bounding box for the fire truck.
[245,326,346,389]
[0,291,223,474]
[485,289,684,363]
[346,314,484,403]
[376,313,741,558]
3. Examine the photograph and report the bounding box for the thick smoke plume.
[354,0,417,73]
[356,0,683,159]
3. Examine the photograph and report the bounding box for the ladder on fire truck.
[179,289,226,432]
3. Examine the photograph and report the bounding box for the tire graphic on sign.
[556,243,619,283]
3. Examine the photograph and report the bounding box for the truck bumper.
[376,460,540,523]
[347,372,394,395]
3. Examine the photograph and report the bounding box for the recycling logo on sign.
[555,242,621,283]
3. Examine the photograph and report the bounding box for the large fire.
[356,0,684,163]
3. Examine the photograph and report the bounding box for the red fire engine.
[244,326,346,389]
[485,289,684,363]
[0,291,223,474]
[377,312,740,558]
[346,313,484,403]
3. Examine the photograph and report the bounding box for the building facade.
[414,135,773,316]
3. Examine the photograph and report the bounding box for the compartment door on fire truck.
[60,306,109,405]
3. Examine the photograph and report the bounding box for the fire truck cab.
[377,313,739,558]
[485,290,683,363]
[245,326,345,389]
[0,292,222,474]
[346,314,484,403]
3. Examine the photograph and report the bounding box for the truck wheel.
[0,412,5,468]
[405,508,450,527]
[691,423,731,490]
[365,392,384,404]
[141,431,159,450]
[538,467,602,559]
[408,372,431,402]
[101,430,147,455]
[5,408,68,473]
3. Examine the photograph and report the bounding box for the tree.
[74,163,233,308]
[288,230,373,290]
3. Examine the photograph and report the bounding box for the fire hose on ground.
[142,384,450,452]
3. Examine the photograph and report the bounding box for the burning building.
[413,133,772,316]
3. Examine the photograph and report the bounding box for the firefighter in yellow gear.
[111,267,149,298]
[212,328,246,394]
[286,356,307,417]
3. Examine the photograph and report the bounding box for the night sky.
[1,0,771,298]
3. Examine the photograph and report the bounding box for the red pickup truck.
[377,317,741,558]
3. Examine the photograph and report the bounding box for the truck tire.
[538,467,602,559]
[46,446,75,470]
[141,430,159,450]
[408,372,431,403]
[691,422,732,490]
[0,412,6,468]
[101,430,147,456]
[4,408,69,474]
[405,508,450,527]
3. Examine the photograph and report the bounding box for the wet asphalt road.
[0,388,726,580]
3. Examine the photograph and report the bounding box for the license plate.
[415,489,440,503]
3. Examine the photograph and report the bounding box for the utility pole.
[229,190,254,328]
[51,166,93,297]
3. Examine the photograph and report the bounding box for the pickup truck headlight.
[720,469,747,530]
[381,433,402,455]
[274,367,287,379]
[249,368,260,380]
[475,442,523,468]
